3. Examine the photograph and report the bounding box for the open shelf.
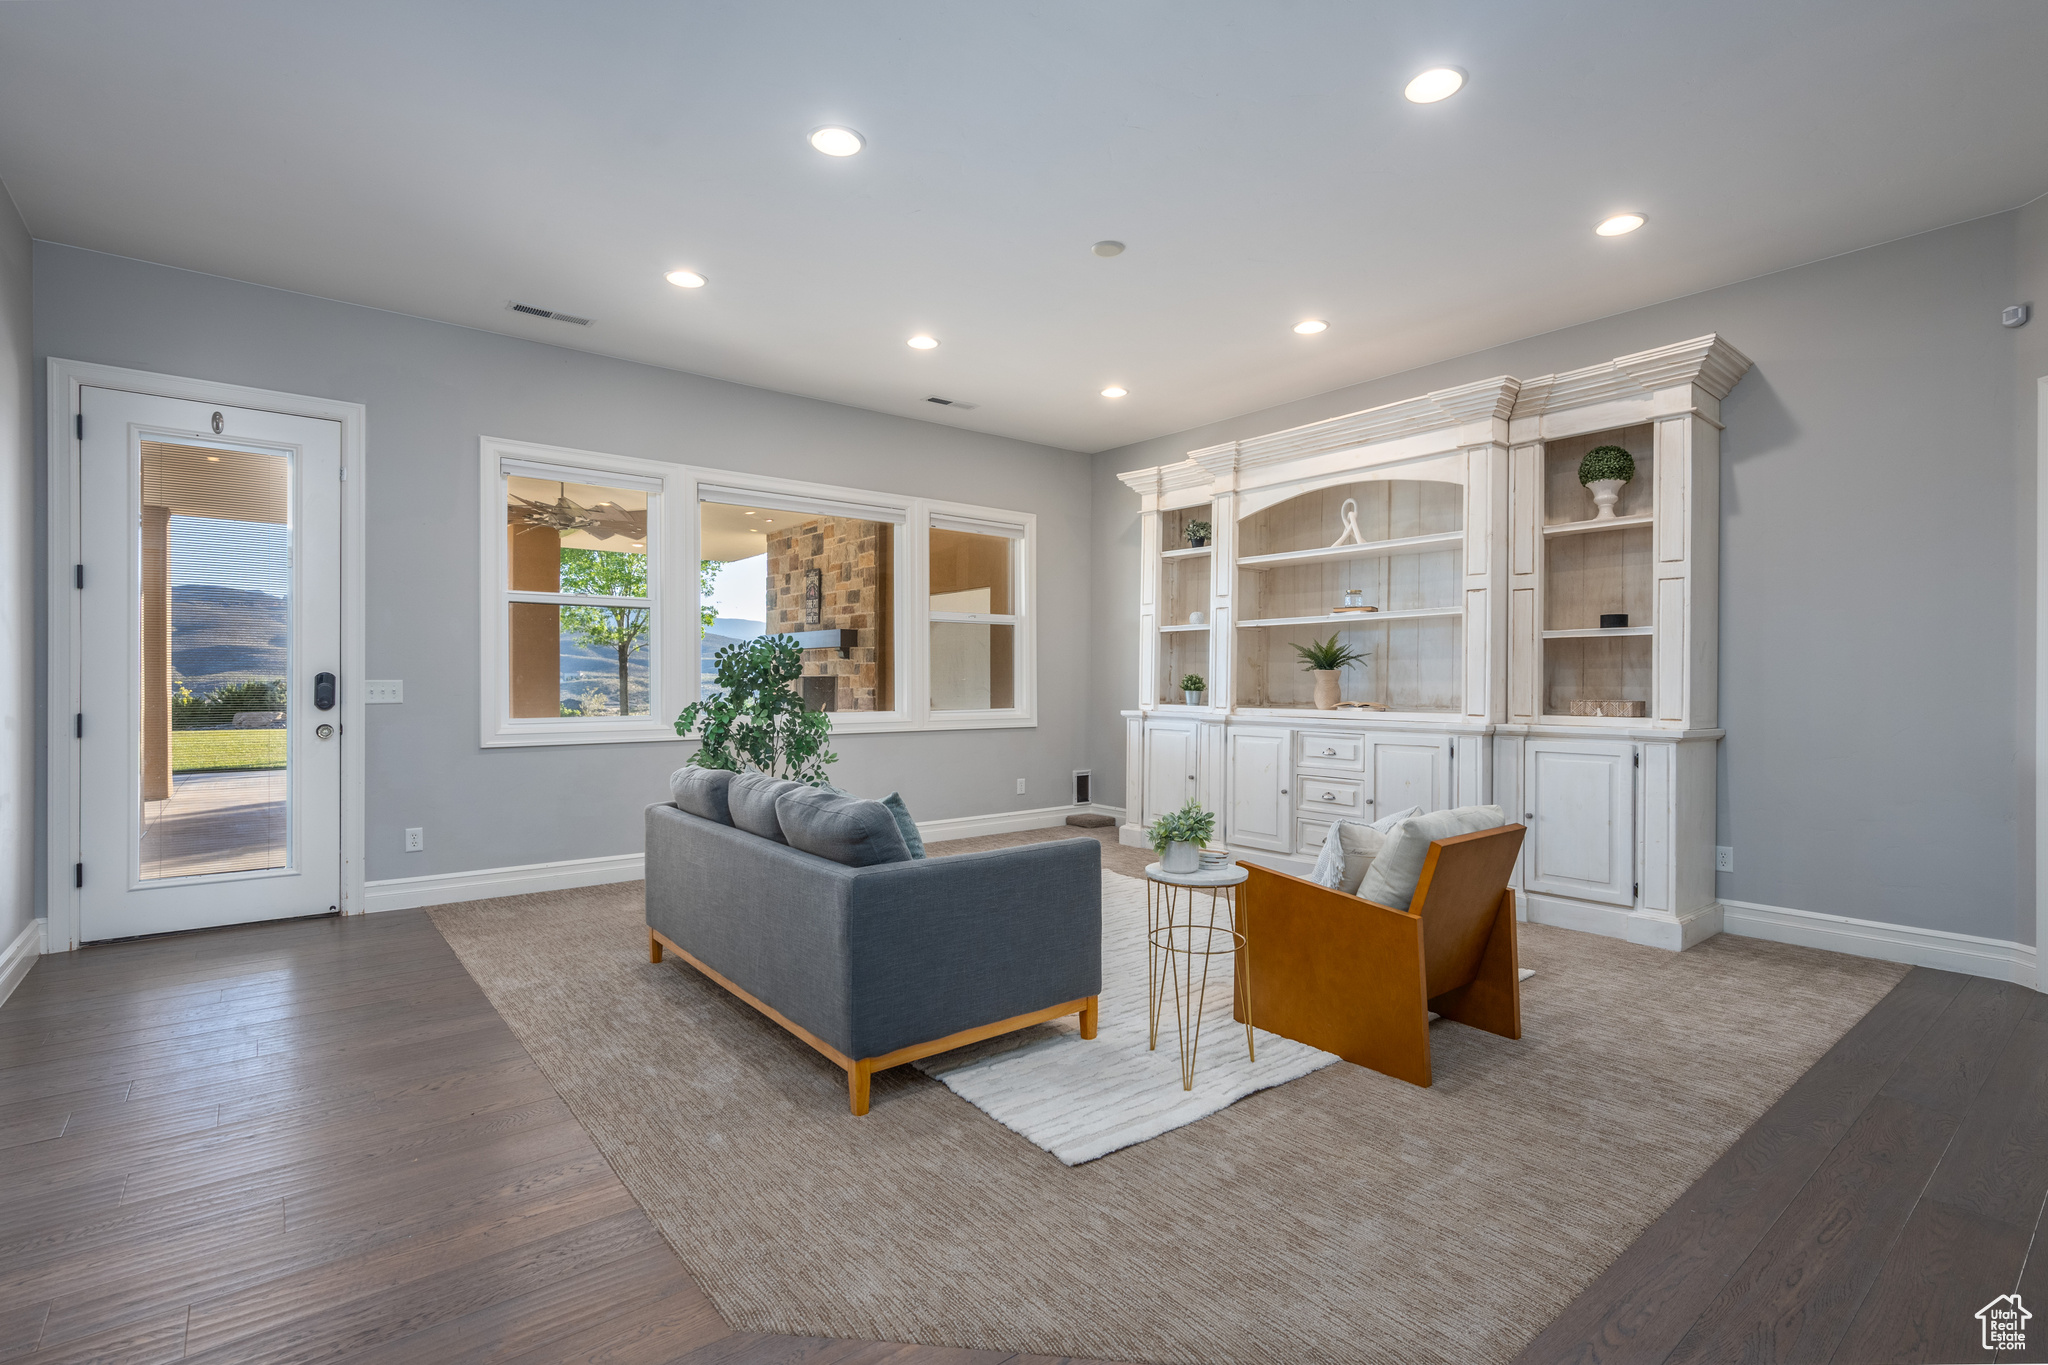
[1160,623,1211,633]
[1542,514,1653,540]
[1161,545,1212,560]
[1543,626,1652,639]
[1239,606,1462,629]
[1237,530,1462,570]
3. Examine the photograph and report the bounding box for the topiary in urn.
[1578,444,1636,521]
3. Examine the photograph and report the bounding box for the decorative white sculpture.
[1329,498,1365,547]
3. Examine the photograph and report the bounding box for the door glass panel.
[141,441,291,879]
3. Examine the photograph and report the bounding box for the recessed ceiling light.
[1404,67,1466,103]
[1093,241,1126,257]
[665,269,706,289]
[1101,386,1128,398]
[205,455,221,462]
[809,126,864,157]
[907,335,940,350]
[745,512,755,517]
[1596,213,1646,236]
[1294,319,1329,334]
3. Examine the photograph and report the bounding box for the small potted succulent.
[1185,519,1211,548]
[1291,633,1369,710]
[1578,444,1637,521]
[1180,672,1206,706]
[1149,798,1217,874]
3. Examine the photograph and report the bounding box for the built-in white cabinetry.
[1121,335,1749,953]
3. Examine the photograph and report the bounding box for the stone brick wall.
[766,516,892,711]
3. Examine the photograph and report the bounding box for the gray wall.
[33,244,1094,885]
[1092,212,2029,945]
[0,188,31,949]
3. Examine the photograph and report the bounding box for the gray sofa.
[645,770,1102,1115]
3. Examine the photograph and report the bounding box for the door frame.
[45,359,367,951]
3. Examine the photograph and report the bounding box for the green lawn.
[172,729,286,773]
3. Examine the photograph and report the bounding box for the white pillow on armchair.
[1306,805,1420,893]
[1356,804,1510,910]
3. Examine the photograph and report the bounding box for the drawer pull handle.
[1321,747,1337,756]
[1321,792,1336,801]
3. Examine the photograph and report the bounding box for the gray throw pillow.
[881,792,925,858]
[728,771,803,843]
[775,787,914,867]
[669,766,735,825]
[1357,804,1509,910]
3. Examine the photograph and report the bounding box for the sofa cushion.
[669,766,736,825]
[728,772,803,843]
[1306,805,1418,890]
[1356,804,1509,910]
[775,786,914,867]
[881,792,926,858]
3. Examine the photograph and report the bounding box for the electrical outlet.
[405,827,424,852]
[1016,778,1027,795]
[364,679,404,704]
[1715,846,1734,873]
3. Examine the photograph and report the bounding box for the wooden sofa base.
[649,928,1098,1115]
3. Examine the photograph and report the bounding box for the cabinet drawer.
[1296,776,1364,814]
[1296,817,1335,854]
[1295,731,1365,771]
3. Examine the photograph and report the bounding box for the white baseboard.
[363,853,645,914]
[360,803,1129,915]
[0,917,46,1006]
[1722,898,2036,988]
[915,803,1125,843]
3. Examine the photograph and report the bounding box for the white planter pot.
[1161,840,1202,874]
[1587,478,1628,520]
[1313,669,1341,710]
[1184,689,1205,706]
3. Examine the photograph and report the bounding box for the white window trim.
[479,437,690,748]
[479,450,1039,745]
[684,471,1038,735]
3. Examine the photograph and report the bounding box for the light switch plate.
[364,680,403,704]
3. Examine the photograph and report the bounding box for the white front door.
[76,386,344,941]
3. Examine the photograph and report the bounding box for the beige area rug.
[429,871,1906,1365]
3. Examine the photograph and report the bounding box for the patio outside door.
[76,386,343,941]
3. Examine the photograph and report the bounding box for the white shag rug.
[912,870,1333,1164]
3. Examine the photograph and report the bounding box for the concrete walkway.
[140,768,286,878]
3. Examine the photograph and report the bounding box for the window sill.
[481,721,685,749]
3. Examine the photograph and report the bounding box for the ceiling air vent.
[926,396,978,410]
[508,302,593,326]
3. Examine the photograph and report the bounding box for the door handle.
[1525,813,1535,820]
[1365,797,1375,805]
[314,672,337,710]
[315,723,334,741]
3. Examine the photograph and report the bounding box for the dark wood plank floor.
[0,911,1116,1365]
[1516,967,2048,1365]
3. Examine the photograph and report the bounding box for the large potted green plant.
[1578,444,1637,521]
[1290,633,1368,710]
[1148,798,1217,874]
[674,635,839,784]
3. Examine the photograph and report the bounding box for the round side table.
[1144,861,1253,1091]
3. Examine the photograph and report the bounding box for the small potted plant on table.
[1180,673,1206,706]
[1290,633,1368,710]
[1578,444,1637,521]
[1149,798,1217,874]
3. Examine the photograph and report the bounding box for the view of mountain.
[171,584,287,693]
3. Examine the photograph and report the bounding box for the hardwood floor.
[1515,967,2048,1365]
[7,909,2036,1364]
[0,911,1116,1365]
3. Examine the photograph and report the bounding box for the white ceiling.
[4,1,2046,453]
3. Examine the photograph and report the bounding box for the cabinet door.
[1142,722,1200,825]
[1226,727,1292,853]
[1367,737,1450,817]
[1523,738,1635,906]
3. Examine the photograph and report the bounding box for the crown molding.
[1185,375,1519,478]
[1511,334,1753,419]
